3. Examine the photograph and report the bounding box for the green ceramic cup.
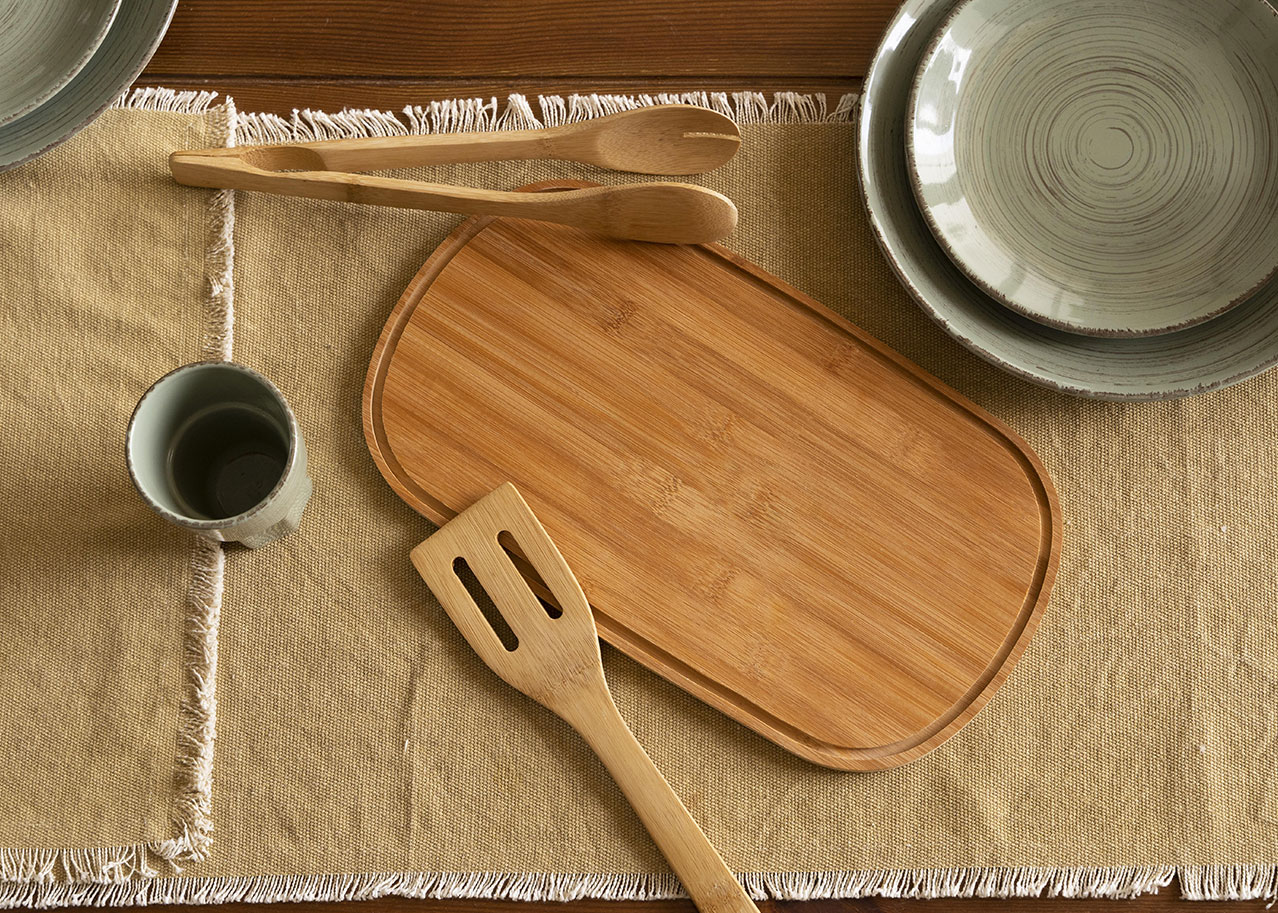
[126,361,312,549]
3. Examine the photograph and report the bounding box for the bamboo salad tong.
[170,105,741,244]
[412,484,759,913]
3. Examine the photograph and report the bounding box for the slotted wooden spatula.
[410,482,759,913]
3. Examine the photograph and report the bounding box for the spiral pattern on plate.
[0,0,178,171]
[0,0,121,127]
[907,0,1278,336]
[859,0,1278,399]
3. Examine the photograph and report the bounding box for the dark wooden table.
[137,2,1262,909]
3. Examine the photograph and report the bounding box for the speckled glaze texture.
[0,0,120,127]
[0,0,177,171]
[906,0,1278,337]
[126,362,313,550]
[859,0,1278,400]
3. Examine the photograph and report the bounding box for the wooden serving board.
[364,183,1060,770]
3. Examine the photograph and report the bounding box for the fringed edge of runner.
[0,866,1202,907]
[0,86,231,888]
[232,90,859,144]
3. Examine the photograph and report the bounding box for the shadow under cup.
[127,362,311,549]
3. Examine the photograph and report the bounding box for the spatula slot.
[497,530,564,619]
[452,556,519,651]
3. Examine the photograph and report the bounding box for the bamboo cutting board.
[364,183,1060,770]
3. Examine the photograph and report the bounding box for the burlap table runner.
[0,95,230,885]
[5,91,1278,905]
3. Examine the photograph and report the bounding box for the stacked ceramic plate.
[858,0,1278,400]
[0,0,178,172]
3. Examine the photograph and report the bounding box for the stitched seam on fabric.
[0,87,233,887]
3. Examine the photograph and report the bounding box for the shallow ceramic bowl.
[905,0,1278,338]
[860,0,1278,400]
[0,0,178,172]
[0,0,122,127]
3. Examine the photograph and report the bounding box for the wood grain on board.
[364,196,1059,770]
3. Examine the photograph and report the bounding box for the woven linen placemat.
[0,93,232,885]
[7,90,1278,906]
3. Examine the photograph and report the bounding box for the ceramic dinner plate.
[0,0,178,172]
[860,0,1278,400]
[906,0,1278,337]
[0,0,121,127]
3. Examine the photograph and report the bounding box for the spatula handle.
[564,688,759,913]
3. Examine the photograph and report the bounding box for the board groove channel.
[363,181,1061,770]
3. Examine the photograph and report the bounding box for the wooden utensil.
[366,184,1060,770]
[178,105,741,174]
[411,482,759,913]
[169,105,740,244]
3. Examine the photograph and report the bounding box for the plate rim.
[0,0,124,128]
[858,0,1278,400]
[0,0,179,172]
[901,0,1278,339]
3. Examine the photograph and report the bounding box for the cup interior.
[128,363,295,524]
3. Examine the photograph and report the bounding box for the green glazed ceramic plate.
[0,0,178,171]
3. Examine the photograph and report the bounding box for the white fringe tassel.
[234,90,860,145]
[0,866,1195,908]
[200,97,237,361]
[1180,865,1278,901]
[0,86,231,888]
[113,87,221,115]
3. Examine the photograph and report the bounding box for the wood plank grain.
[141,77,860,118]
[141,0,893,80]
